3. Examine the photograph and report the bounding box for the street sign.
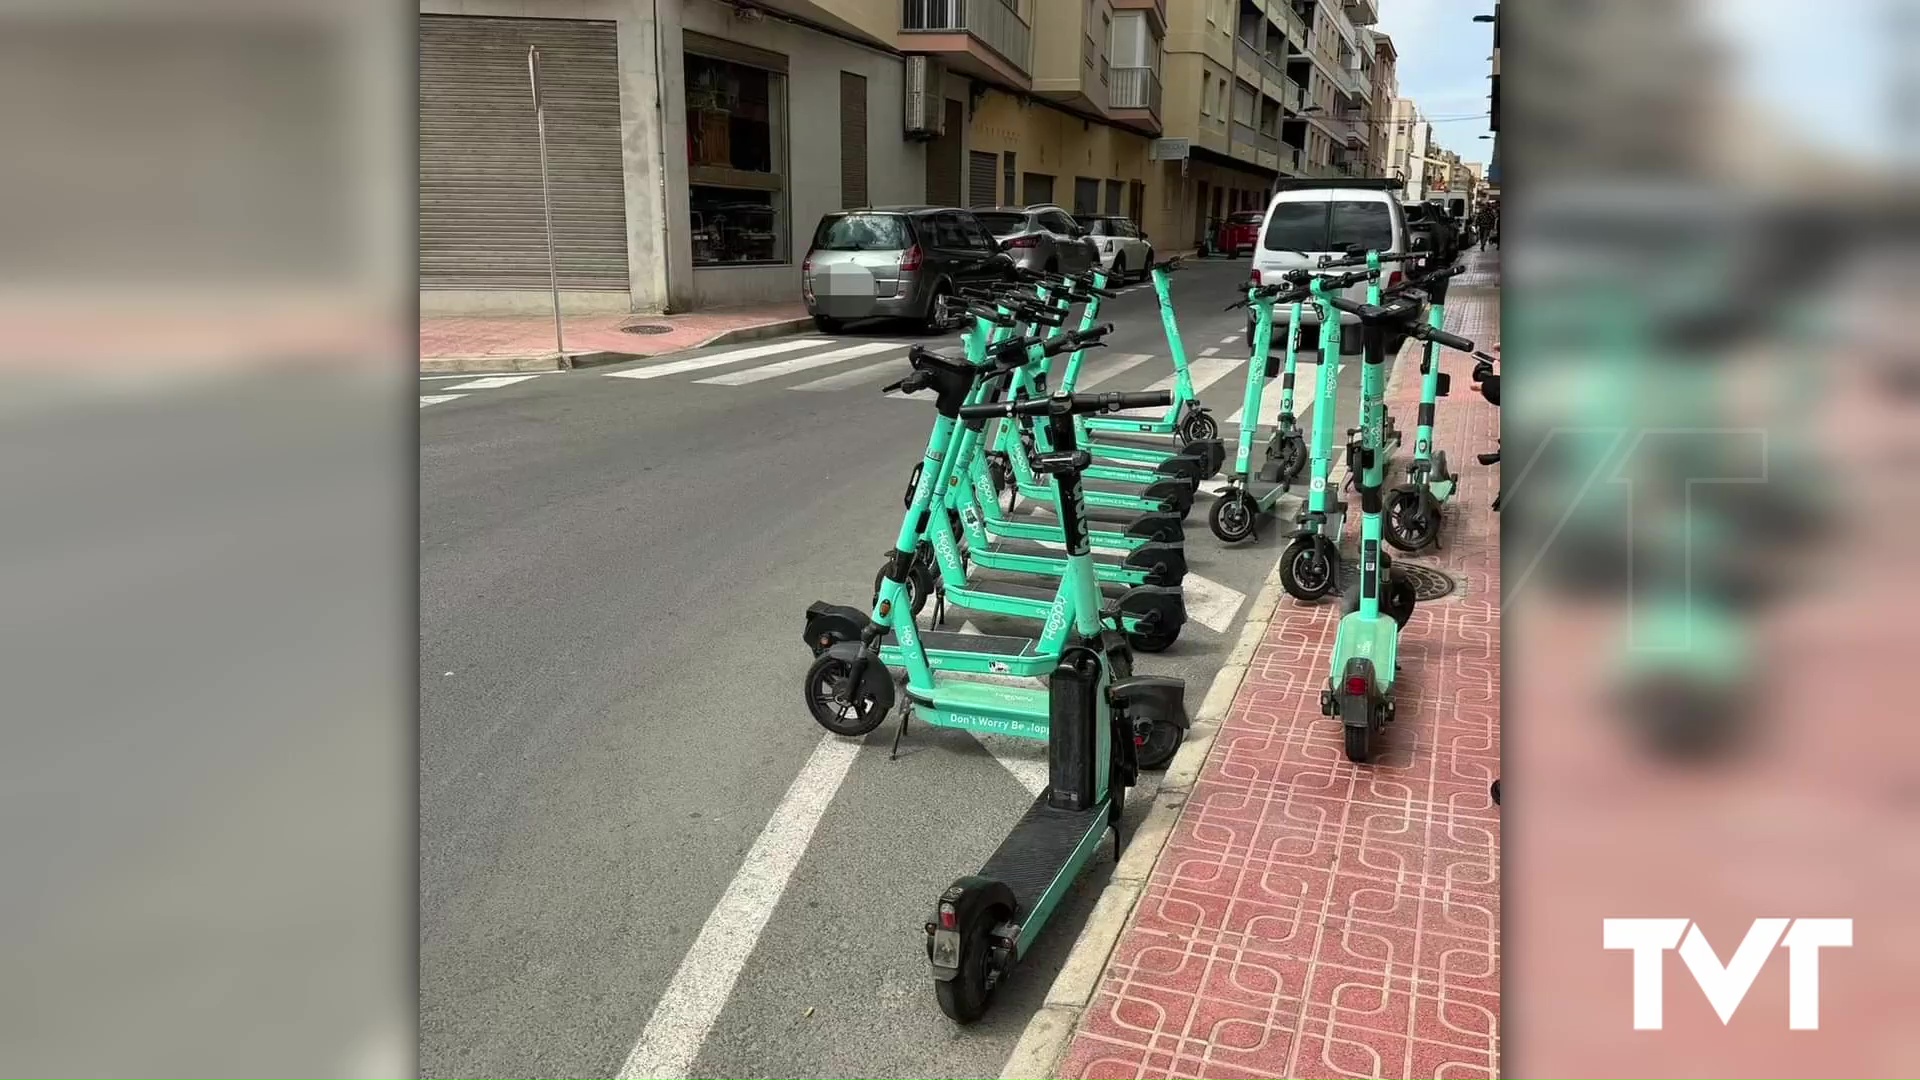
[1150,137,1190,161]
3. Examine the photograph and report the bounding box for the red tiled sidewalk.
[418,302,808,365]
[1055,266,1501,1080]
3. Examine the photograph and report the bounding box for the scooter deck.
[981,535,1154,570]
[886,627,1038,657]
[982,790,1109,952]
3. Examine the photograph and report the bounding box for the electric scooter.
[922,390,1187,1024]
[1207,276,1332,543]
[1317,290,1480,763]
[1383,270,1463,551]
[1276,271,1365,599]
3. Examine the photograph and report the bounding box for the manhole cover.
[620,323,673,335]
[1336,559,1458,602]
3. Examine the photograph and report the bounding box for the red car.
[1214,210,1264,258]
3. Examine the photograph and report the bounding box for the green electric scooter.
[803,347,1190,767]
[1276,271,1365,599]
[1318,290,1479,763]
[922,390,1187,1025]
[1206,278,1315,543]
[1383,268,1463,551]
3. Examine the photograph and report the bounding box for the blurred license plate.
[930,928,961,968]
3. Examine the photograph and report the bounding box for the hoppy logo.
[1604,918,1852,1030]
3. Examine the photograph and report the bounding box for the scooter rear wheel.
[1135,703,1188,771]
[1208,490,1259,543]
[1274,432,1308,481]
[934,906,1001,1024]
[803,653,890,737]
[872,559,935,618]
[1340,694,1375,763]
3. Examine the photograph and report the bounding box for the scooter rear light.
[939,903,957,930]
[1345,674,1370,696]
[899,245,924,271]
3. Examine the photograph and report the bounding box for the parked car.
[1403,200,1461,265]
[1214,210,1265,258]
[1244,180,1414,353]
[972,205,1100,275]
[802,206,1014,333]
[1084,215,1154,283]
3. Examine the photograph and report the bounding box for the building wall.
[967,88,1150,214]
[669,0,926,309]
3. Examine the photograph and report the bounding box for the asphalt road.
[418,254,1382,1078]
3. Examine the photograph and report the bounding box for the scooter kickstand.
[889,703,912,760]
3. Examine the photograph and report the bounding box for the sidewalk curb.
[417,316,811,375]
[1000,564,1289,1080]
[696,316,813,350]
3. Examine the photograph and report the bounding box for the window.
[1201,73,1212,116]
[1041,209,1078,235]
[687,51,789,265]
[930,211,971,249]
[1258,198,1394,252]
[811,213,909,251]
[959,213,996,250]
[975,211,1027,234]
[1232,79,1256,125]
[1099,14,1110,83]
[1003,150,1016,206]
[1022,172,1055,206]
[1105,178,1123,215]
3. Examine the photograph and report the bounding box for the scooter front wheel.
[1281,536,1340,602]
[1208,490,1259,543]
[803,653,891,736]
[1274,432,1308,481]
[1383,486,1439,551]
[1135,705,1188,771]
[1176,408,1219,444]
[872,559,934,618]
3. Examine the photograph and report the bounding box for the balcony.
[1110,66,1163,132]
[1231,120,1260,163]
[1234,34,1261,72]
[1280,145,1302,173]
[1342,0,1378,26]
[899,0,1032,89]
[1280,76,1305,112]
[1108,0,1166,33]
[1278,2,1307,46]
[1335,112,1368,146]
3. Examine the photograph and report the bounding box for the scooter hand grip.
[1423,327,1475,351]
[1094,391,1174,413]
[1323,295,1366,315]
[968,304,1015,327]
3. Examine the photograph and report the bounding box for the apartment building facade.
[1367,31,1396,179]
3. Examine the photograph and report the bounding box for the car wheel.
[922,281,953,334]
[1111,253,1127,284]
[813,315,842,334]
[1140,249,1154,283]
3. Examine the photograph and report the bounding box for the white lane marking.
[617,735,861,1080]
[1181,571,1247,633]
[420,394,466,407]
[1225,362,1317,427]
[1199,347,1220,357]
[442,374,540,391]
[421,372,533,381]
[695,340,902,386]
[1219,335,1239,345]
[980,734,1049,797]
[606,339,822,380]
[1072,352,1155,389]
[1146,356,1240,396]
[791,356,905,392]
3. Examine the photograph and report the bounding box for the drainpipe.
[652,0,677,313]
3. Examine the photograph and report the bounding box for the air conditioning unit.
[904,55,946,140]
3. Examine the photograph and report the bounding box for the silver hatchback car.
[802,206,1013,333]
[972,205,1101,276]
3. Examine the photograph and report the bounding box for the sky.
[1372,0,1497,169]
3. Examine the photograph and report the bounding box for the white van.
[1245,181,1414,353]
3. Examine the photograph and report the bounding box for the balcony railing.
[1111,66,1162,113]
[901,0,1033,73]
[1231,120,1260,152]
[1280,77,1304,111]
[1281,145,1302,173]
[1234,34,1260,72]
[1256,130,1279,154]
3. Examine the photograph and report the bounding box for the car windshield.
[1230,211,1264,225]
[1261,199,1395,252]
[811,214,910,251]
[974,212,1028,235]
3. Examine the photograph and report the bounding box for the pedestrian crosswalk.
[589,335,1342,447]
[419,373,543,407]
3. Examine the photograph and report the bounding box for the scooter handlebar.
[1043,323,1114,356]
[1322,296,1479,352]
[958,390,1174,420]
[966,303,1016,327]
[1316,250,1416,270]
[1152,255,1184,273]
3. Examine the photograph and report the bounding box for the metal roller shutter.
[419,15,628,289]
[924,99,963,206]
[967,151,998,209]
[840,72,868,209]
